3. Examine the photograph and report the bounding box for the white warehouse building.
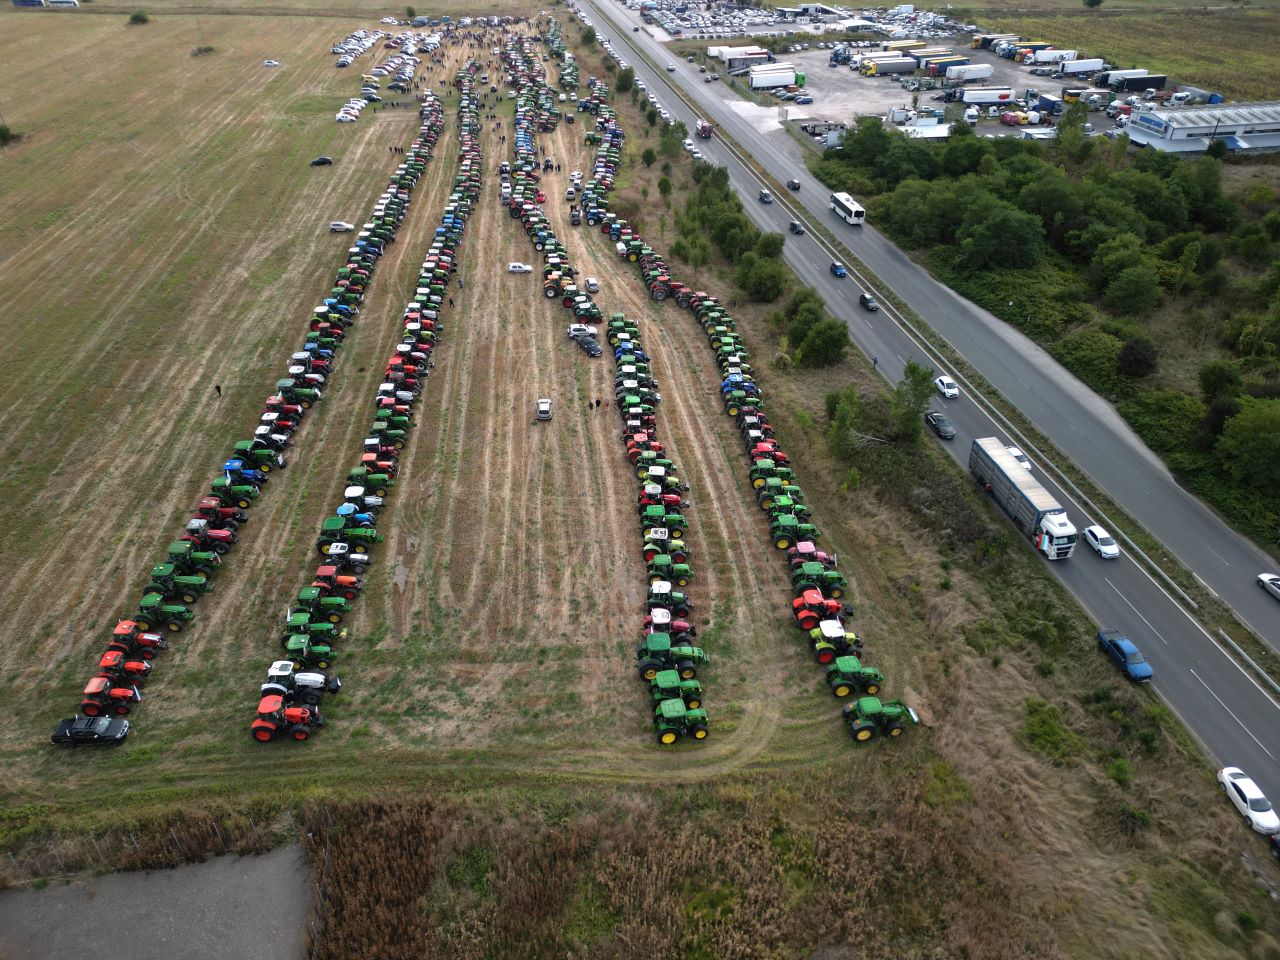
[1125,101,1280,154]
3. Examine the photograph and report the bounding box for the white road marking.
[1190,669,1275,760]
[1105,577,1168,645]
[1207,546,1231,567]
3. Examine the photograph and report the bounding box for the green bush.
[1050,329,1124,397]
[129,9,149,23]
[1117,337,1159,378]
[796,318,850,368]
[1021,698,1087,764]
[1116,390,1204,457]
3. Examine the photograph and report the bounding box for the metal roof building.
[1125,101,1280,154]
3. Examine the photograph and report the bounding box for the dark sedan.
[310,156,334,166]
[575,335,603,358]
[924,410,956,440]
[51,715,130,747]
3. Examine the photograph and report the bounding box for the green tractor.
[145,563,213,605]
[653,698,709,745]
[282,634,336,671]
[650,669,703,709]
[346,467,394,497]
[756,478,804,510]
[646,581,693,618]
[275,378,322,408]
[210,476,259,510]
[791,561,848,599]
[633,453,675,480]
[279,613,340,647]
[647,552,692,587]
[843,697,919,742]
[749,459,794,489]
[166,541,220,578]
[316,516,382,556]
[825,656,884,698]
[368,422,408,450]
[770,514,821,550]
[636,632,709,681]
[232,439,285,472]
[293,586,350,624]
[765,495,811,522]
[132,593,195,633]
[723,390,761,418]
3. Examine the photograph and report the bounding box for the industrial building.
[1125,102,1280,154]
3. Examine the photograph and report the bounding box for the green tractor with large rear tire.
[825,656,884,698]
[654,698,709,745]
[843,697,919,742]
[637,632,709,681]
[650,669,703,709]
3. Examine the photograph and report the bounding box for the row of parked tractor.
[252,67,487,743]
[49,59,457,744]
[506,29,712,745]
[605,228,919,741]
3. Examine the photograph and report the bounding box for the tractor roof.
[799,561,824,575]
[652,669,681,687]
[833,655,862,672]
[84,677,110,694]
[650,608,672,625]
[650,581,671,595]
[818,620,846,640]
[298,586,322,602]
[856,696,885,714]
[151,562,175,576]
[258,694,285,714]
[657,698,688,720]
[644,632,672,651]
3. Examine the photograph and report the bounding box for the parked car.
[329,221,355,233]
[1257,572,1280,601]
[51,716,130,747]
[1083,525,1120,559]
[536,398,552,421]
[934,375,959,399]
[575,335,603,358]
[788,220,805,235]
[1098,629,1153,682]
[1218,767,1280,834]
[508,262,533,274]
[830,261,847,278]
[758,190,773,204]
[924,410,955,440]
[567,323,598,339]
[585,277,600,293]
[859,293,879,311]
[263,59,281,67]
[310,156,334,166]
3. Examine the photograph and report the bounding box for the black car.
[788,220,805,235]
[859,292,880,312]
[924,410,956,440]
[575,335,603,358]
[786,179,801,191]
[310,156,334,167]
[51,715,130,747]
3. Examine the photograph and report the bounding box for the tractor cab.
[344,484,383,512]
[810,620,851,664]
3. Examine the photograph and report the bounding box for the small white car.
[567,323,599,339]
[1258,573,1280,601]
[1083,525,1120,559]
[683,138,695,151]
[1006,446,1033,471]
[329,221,355,233]
[508,262,533,274]
[934,375,959,399]
[584,277,600,293]
[536,398,552,421]
[1218,767,1280,834]
[263,59,281,67]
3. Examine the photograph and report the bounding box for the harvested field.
[2,12,1279,960]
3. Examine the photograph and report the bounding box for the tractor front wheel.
[302,690,322,706]
[686,697,702,710]
[212,542,231,555]
[236,498,253,510]
[675,576,690,587]
[134,618,153,631]
[314,658,331,670]
[691,724,708,740]
[775,536,792,550]
[886,722,905,737]
[114,703,132,716]
[290,725,311,741]
[830,586,845,599]
[299,399,313,410]
[165,620,183,633]
[327,613,342,624]
[180,591,198,604]
[865,682,881,696]
[258,462,272,473]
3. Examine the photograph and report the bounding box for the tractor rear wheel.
[832,682,853,698]
[676,659,697,680]
[691,724,708,740]
[318,542,332,555]
[638,659,663,681]
[727,405,740,417]
[251,725,277,742]
[752,477,766,489]
[290,725,310,741]
[852,722,877,742]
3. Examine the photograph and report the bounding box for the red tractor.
[80,676,142,716]
[637,485,685,511]
[264,395,306,419]
[98,649,153,684]
[644,608,696,643]
[181,518,236,554]
[793,589,843,631]
[193,496,247,530]
[311,564,364,600]
[251,694,324,742]
[750,441,789,465]
[107,620,167,660]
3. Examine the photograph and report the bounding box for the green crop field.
[1,8,1278,957]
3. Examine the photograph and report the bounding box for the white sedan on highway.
[1258,573,1280,601]
[934,375,959,399]
[1218,767,1280,834]
[1083,525,1120,559]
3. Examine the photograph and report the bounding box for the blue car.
[830,261,847,278]
[1097,629,1153,682]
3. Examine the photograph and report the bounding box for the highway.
[570,0,1280,800]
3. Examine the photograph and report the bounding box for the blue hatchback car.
[830,261,847,278]
[1098,629,1153,682]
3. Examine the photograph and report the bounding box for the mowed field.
[0,10,836,804]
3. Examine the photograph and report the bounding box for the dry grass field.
[1,9,1279,958]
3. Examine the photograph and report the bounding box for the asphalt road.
[571,0,1280,803]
